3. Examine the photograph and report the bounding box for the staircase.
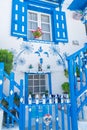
[0,62,23,129]
[67,44,87,130]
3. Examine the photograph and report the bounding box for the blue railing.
[21,94,71,130]
[67,44,87,130]
[0,61,71,130]
[0,62,24,128]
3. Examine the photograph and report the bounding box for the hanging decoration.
[35,46,49,64]
[50,45,68,70]
[72,11,83,20]
[10,41,34,70]
[43,114,52,126]
[31,27,43,38]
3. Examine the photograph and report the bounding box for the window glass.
[28,11,51,41]
[41,24,50,32]
[29,12,37,21]
[28,74,48,95]
[42,33,50,40]
[41,15,49,23]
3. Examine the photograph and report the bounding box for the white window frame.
[28,74,48,96]
[27,10,52,41]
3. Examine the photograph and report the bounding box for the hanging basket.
[32,27,43,39]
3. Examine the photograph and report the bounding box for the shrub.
[0,49,13,74]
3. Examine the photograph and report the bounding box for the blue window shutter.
[53,10,68,43]
[11,0,27,39]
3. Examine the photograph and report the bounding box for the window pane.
[42,24,50,32]
[40,75,45,79]
[29,12,37,21]
[40,80,45,85]
[34,80,39,85]
[28,31,33,39]
[29,87,33,93]
[29,80,33,86]
[41,87,45,92]
[34,75,39,79]
[34,87,39,93]
[29,75,33,79]
[41,15,49,23]
[28,22,38,30]
[42,33,50,40]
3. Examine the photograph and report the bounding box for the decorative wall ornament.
[50,45,68,70]
[11,42,34,70]
[72,40,79,45]
[35,46,49,65]
[38,63,42,71]
[43,114,52,126]
[18,58,26,65]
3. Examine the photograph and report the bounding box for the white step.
[78,120,87,130]
[78,106,87,130]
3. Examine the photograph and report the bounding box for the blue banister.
[9,72,14,110]
[0,62,4,100]
[67,44,87,60]
[67,59,78,130]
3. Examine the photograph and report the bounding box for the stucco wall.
[0,0,87,94]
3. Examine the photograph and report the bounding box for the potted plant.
[64,69,68,78]
[61,82,69,94]
[0,49,13,74]
[44,90,48,97]
[31,27,43,38]
[29,64,33,69]
[47,65,50,69]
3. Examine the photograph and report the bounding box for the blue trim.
[52,10,68,43]
[28,5,52,14]
[68,0,87,11]
[25,72,29,104]
[0,63,4,100]
[11,0,27,39]
[48,73,52,94]
[26,0,59,8]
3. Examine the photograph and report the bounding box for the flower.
[31,27,43,38]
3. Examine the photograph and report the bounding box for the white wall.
[0,0,87,94]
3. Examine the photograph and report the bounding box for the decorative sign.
[72,11,83,20]
[72,40,79,45]
[43,114,52,126]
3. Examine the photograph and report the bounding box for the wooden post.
[68,59,78,130]
[0,62,4,100]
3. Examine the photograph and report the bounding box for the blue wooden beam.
[26,0,59,8]
[68,0,87,11]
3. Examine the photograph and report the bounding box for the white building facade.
[0,0,87,96]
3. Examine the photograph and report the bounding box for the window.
[27,11,52,41]
[11,0,68,43]
[28,74,48,95]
